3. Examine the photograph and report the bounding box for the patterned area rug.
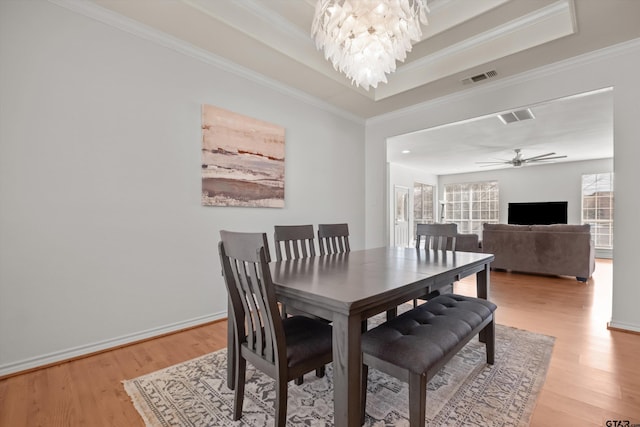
[124,323,553,426]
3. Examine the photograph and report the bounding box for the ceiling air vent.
[461,70,498,85]
[497,108,536,125]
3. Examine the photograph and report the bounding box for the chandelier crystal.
[311,0,429,90]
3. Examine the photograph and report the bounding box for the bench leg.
[479,312,493,344]
[481,318,495,365]
[408,373,427,427]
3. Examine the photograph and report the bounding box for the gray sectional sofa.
[482,223,595,281]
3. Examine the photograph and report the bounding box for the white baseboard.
[0,311,227,377]
[607,320,640,334]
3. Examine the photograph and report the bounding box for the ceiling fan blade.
[522,152,556,161]
[527,155,567,162]
[476,157,510,164]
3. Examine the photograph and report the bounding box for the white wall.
[366,39,640,333]
[0,1,364,375]
[438,158,614,226]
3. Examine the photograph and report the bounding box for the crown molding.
[41,1,640,127]
[376,0,575,100]
[183,0,310,41]
[47,0,365,125]
[367,36,640,126]
[180,0,371,98]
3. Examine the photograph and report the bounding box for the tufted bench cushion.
[361,294,497,426]
[362,294,497,375]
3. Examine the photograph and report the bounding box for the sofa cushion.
[483,223,531,231]
[530,224,590,233]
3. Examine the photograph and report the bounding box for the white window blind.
[582,173,614,249]
[443,181,499,237]
[413,182,434,236]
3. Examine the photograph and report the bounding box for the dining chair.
[414,223,457,306]
[274,224,316,261]
[274,224,327,384]
[317,223,350,255]
[219,230,333,427]
[415,223,457,251]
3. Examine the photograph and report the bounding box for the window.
[413,183,434,236]
[443,182,499,237]
[582,173,614,249]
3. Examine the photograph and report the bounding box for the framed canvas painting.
[201,105,285,207]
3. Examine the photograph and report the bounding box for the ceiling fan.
[477,149,567,168]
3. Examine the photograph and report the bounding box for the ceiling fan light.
[311,0,430,90]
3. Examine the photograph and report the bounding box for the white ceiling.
[82,0,639,174]
[387,88,613,174]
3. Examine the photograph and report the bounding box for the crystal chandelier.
[311,0,429,90]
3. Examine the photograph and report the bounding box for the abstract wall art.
[201,105,285,207]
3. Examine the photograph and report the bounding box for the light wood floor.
[1,259,638,426]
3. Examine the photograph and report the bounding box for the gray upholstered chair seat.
[362,295,497,375]
[282,316,333,368]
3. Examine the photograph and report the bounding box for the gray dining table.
[228,246,494,427]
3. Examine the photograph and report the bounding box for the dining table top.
[270,246,494,316]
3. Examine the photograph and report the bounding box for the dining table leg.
[332,312,363,427]
[477,262,491,343]
[476,262,490,299]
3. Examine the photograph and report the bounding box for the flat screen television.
[508,201,568,225]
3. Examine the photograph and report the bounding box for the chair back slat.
[317,223,350,255]
[416,223,457,251]
[274,225,316,261]
[231,257,259,353]
[219,231,283,364]
[247,260,274,361]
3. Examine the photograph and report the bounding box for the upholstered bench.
[361,294,497,427]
